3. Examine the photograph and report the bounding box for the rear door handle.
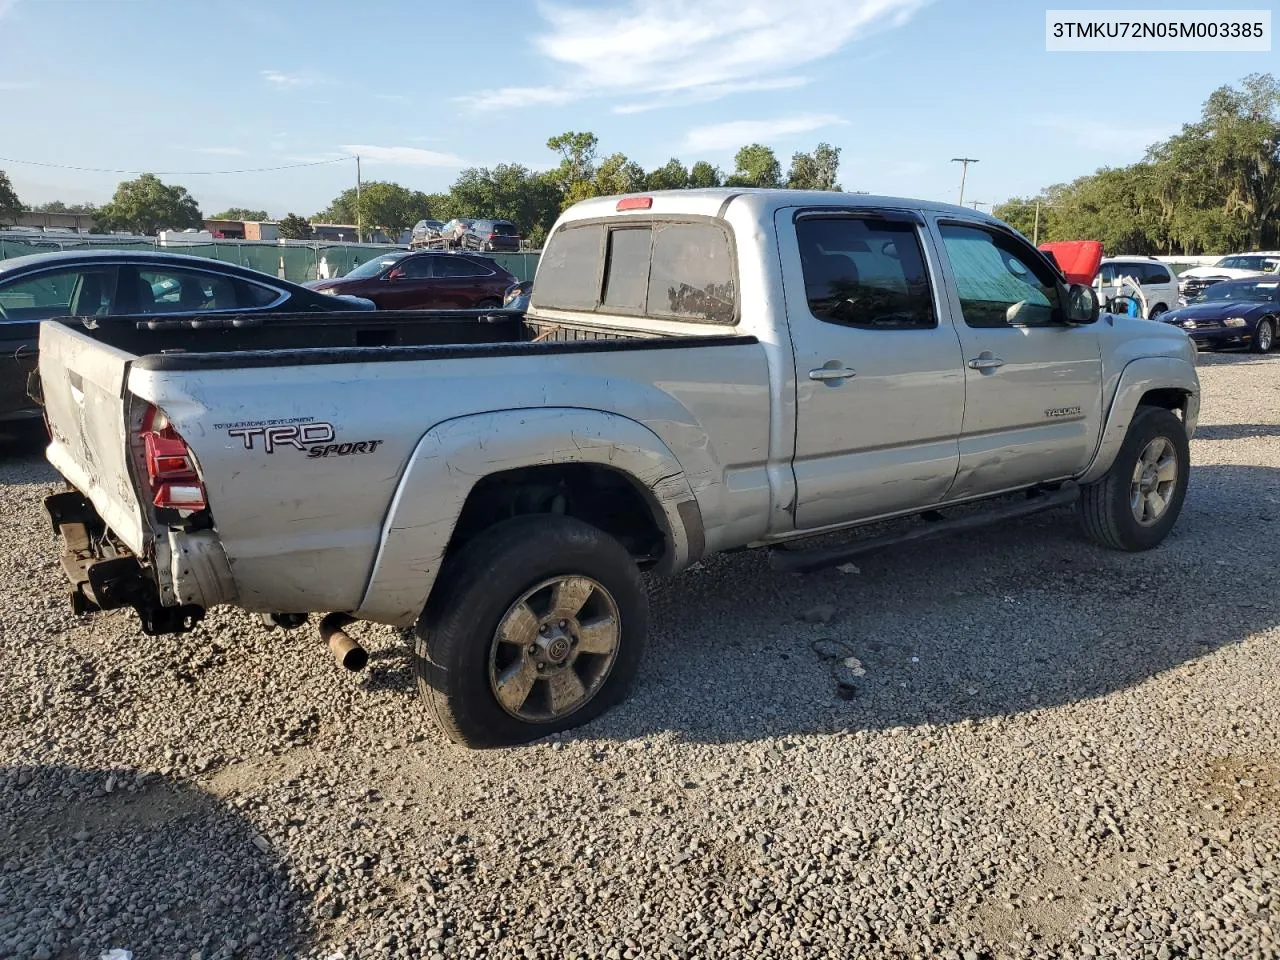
[808,366,857,381]
[967,357,1005,370]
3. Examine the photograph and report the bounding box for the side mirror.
[1062,282,1100,324]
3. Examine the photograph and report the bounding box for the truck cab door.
[779,207,966,530]
[931,219,1103,498]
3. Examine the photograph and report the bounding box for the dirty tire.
[1078,405,1189,551]
[414,515,647,748]
[476,298,502,310]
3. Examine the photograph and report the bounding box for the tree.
[277,213,313,240]
[316,181,433,240]
[546,131,599,207]
[995,72,1280,254]
[94,174,202,235]
[646,158,690,191]
[29,200,96,214]
[688,161,723,189]
[211,207,269,221]
[726,144,782,188]
[0,170,22,227]
[787,142,842,191]
[594,153,646,196]
[447,164,560,240]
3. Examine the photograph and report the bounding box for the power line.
[0,155,354,176]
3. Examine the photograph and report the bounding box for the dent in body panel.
[355,408,703,627]
[1078,354,1199,485]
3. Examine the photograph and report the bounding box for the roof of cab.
[555,188,1007,229]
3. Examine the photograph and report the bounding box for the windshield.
[1193,279,1280,304]
[1216,255,1280,272]
[343,254,406,279]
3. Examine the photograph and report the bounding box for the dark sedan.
[1161,277,1280,353]
[0,249,375,423]
[305,250,516,310]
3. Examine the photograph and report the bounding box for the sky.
[0,0,1274,218]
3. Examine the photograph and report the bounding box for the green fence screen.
[0,236,541,284]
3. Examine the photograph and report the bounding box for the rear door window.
[132,268,277,313]
[796,217,935,329]
[0,267,120,319]
[433,256,491,278]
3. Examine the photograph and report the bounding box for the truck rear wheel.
[413,515,648,747]
[1078,405,1189,551]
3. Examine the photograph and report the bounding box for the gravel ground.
[2,351,1279,960]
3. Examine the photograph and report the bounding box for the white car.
[1096,256,1179,319]
[1178,252,1280,303]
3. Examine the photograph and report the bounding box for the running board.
[768,483,1080,575]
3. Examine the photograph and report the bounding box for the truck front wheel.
[1078,405,1190,551]
[414,515,648,747]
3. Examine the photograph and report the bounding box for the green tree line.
[995,73,1280,255]
[0,136,844,243]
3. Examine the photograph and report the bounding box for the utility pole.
[951,157,978,206]
[1033,199,1041,246]
[355,154,363,244]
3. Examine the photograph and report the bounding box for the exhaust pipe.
[319,613,367,671]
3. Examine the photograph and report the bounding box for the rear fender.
[1078,357,1199,484]
[355,407,700,627]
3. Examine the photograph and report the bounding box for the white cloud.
[683,114,846,152]
[261,70,319,90]
[456,85,578,110]
[459,0,928,111]
[613,76,810,115]
[1034,115,1171,156]
[339,144,465,167]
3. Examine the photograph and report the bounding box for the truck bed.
[55,307,536,356]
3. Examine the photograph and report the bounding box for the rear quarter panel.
[128,340,773,620]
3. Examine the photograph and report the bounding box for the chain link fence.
[0,235,541,284]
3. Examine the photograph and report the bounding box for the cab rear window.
[532,219,737,323]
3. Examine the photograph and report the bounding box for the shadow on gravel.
[0,764,311,959]
[1194,350,1278,367]
[575,462,1280,745]
[1195,423,1280,441]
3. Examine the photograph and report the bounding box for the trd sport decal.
[225,421,382,457]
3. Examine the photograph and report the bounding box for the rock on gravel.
[1,353,1279,958]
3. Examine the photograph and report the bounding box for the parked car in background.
[1161,276,1280,353]
[439,218,476,249]
[1096,256,1179,318]
[304,250,516,310]
[0,249,374,423]
[1178,251,1280,303]
[462,219,522,252]
[410,219,444,247]
[503,279,532,311]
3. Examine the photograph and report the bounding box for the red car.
[305,251,515,310]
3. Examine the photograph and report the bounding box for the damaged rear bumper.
[44,490,205,635]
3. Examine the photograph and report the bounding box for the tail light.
[140,406,208,511]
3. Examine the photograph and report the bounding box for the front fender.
[354,407,701,627]
[1078,356,1200,485]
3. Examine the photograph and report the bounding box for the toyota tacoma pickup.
[36,189,1200,747]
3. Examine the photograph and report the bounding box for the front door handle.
[808,366,857,382]
[967,356,1005,371]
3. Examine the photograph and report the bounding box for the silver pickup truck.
[37,189,1200,746]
